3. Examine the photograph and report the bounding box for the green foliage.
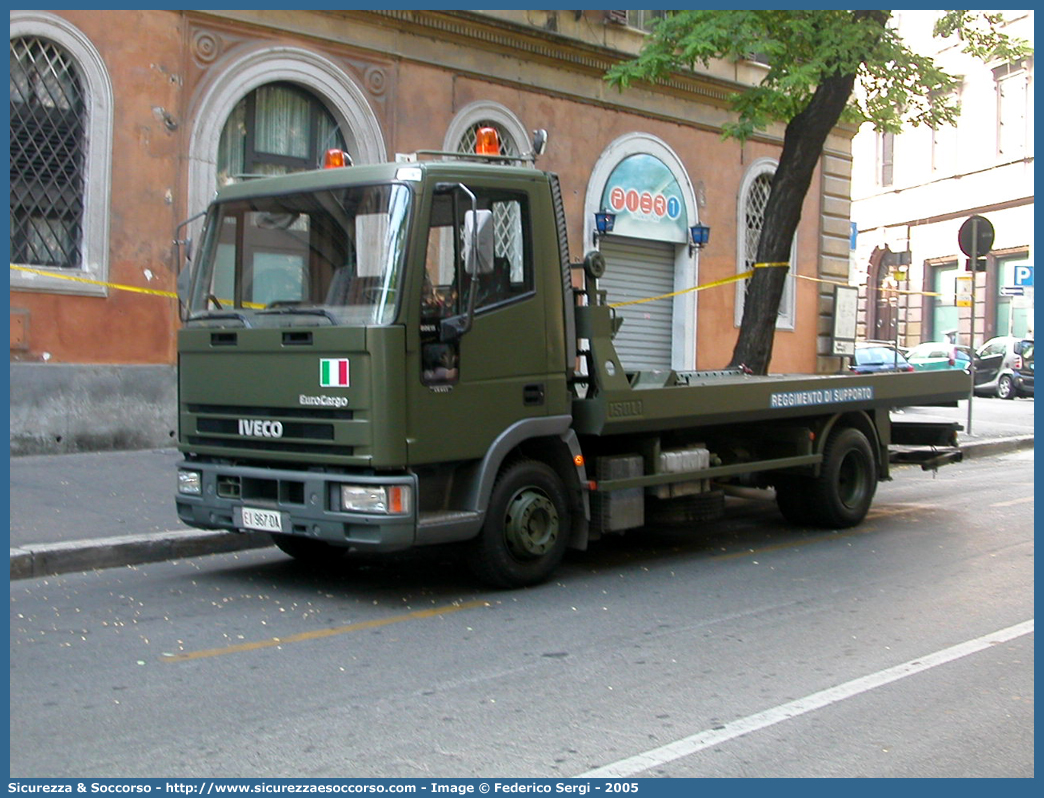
[606,10,1032,141]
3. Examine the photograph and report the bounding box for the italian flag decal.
[320,358,350,388]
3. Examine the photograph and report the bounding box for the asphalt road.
[9,448,1033,778]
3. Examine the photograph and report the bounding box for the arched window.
[217,82,346,183]
[736,160,795,330]
[10,36,85,268]
[9,12,112,296]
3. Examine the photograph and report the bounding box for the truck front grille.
[195,417,335,440]
[187,404,353,420]
[185,403,356,456]
[185,436,354,457]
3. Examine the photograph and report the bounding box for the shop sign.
[600,154,688,243]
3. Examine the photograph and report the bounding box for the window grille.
[744,173,772,272]
[10,36,86,269]
[458,121,520,158]
[738,167,795,329]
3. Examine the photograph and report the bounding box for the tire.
[467,459,571,589]
[997,374,1016,400]
[807,427,877,529]
[774,475,815,526]
[271,533,347,563]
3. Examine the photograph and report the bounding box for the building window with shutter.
[879,131,894,187]
[994,60,1032,160]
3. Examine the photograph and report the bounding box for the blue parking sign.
[1013,265,1034,287]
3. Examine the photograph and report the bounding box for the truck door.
[407,185,548,465]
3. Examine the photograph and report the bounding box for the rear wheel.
[271,533,347,563]
[808,427,877,528]
[467,459,570,589]
[997,374,1016,399]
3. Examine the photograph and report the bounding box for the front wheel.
[467,459,571,589]
[808,427,877,528]
[997,374,1017,400]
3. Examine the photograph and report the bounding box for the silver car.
[974,336,1034,399]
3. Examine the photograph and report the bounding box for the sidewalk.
[10,448,272,580]
[9,400,1033,580]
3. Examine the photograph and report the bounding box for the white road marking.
[989,496,1035,508]
[578,619,1034,778]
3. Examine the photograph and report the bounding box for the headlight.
[178,469,202,495]
[339,485,411,515]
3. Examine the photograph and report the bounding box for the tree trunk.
[728,70,857,374]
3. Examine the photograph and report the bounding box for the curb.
[9,435,1033,581]
[10,529,272,581]
[958,435,1034,460]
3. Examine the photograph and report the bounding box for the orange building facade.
[10,10,855,454]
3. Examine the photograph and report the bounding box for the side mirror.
[463,209,494,276]
[173,211,206,320]
[531,129,548,158]
[176,266,193,307]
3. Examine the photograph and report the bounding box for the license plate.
[240,507,284,534]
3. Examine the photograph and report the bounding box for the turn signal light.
[475,126,501,156]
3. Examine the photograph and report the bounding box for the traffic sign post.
[957,215,996,435]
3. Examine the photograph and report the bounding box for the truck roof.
[213,159,546,202]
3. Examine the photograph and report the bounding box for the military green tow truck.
[175,132,967,587]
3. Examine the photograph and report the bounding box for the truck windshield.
[188,183,411,325]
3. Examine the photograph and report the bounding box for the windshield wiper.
[188,311,252,327]
[256,306,338,324]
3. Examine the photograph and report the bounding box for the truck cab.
[176,146,583,585]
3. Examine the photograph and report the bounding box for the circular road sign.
[958,215,995,257]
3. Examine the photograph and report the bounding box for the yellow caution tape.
[13,261,945,310]
[793,272,943,297]
[11,263,178,298]
[608,262,789,308]
[9,264,265,307]
[610,262,945,308]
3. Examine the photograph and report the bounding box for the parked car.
[974,336,1034,399]
[850,342,915,374]
[906,341,973,372]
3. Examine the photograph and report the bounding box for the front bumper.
[175,460,417,553]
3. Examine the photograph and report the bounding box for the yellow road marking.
[161,599,489,663]
[866,503,937,519]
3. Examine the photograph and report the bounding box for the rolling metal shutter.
[599,238,677,370]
